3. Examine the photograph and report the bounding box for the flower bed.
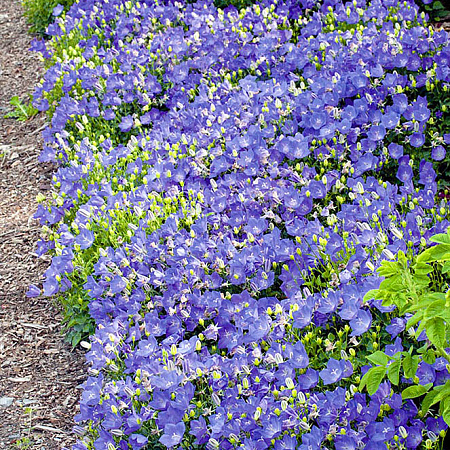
[28,0,450,448]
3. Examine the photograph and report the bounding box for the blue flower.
[75,228,95,249]
[26,284,41,297]
[385,317,405,338]
[409,132,425,148]
[349,309,372,336]
[52,4,64,16]
[159,422,185,447]
[297,368,318,390]
[397,165,414,183]
[431,145,446,161]
[110,276,126,294]
[334,435,356,450]
[319,358,343,385]
[417,362,436,385]
[119,115,134,132]
[129,433,148,448]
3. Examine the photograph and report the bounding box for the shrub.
[27,0,450,448]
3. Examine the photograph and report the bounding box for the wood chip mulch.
[0,2,85,449]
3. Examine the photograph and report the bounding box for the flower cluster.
[28,0,450,448]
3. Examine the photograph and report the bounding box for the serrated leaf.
[418,245,450,263]
[366,351,389,367]
[427,318,446,349]
[422,349,436,365]
[387,360,401,386]
[413,265,433,276]
[380,274,402,290]
[426,299,446,321]
[391,292,408,311]
[403,297,430,313]
[402,383,432,400]
[360,366,387,396]
[381,295,395,308]
[377,261,400,277]
[403,354,419,379]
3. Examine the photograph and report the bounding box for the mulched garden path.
[0,1,85,449]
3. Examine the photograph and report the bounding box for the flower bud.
[285,377,295,390]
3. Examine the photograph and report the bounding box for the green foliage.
[360,230,450,425]
[22,0,76,36]
[4,96,38,122]
[214,0,256,10]
[13,437,32,450]
[419,0,450,22]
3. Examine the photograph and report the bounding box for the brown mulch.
[0,1,85,449]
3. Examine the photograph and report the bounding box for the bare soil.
[0,1,85,449]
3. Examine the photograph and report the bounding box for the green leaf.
[405,311,423,330]
[415,319,428,340]
[418,245,450,263]
[413,261,434,274]
[422,349,436,365]
[403,354,419,379]
[397,250,407,265]
[441,395,450,415]
[381,295,395,308]
[363,289,379,303]
[432,1,445,10]
[427,318,446,349]
[426,299,446,318]
[430,233,450,244]
[421,388,442,415]
[402,383,433,400]
[70,331,83,347]
[366,351,390,367]
[360,366,387,396]
[443,408,450,427]
[380,274,402,291]
[403,293,442,314]
[442,261,450,274]
[377,261,400,277]
[387,360,401,386]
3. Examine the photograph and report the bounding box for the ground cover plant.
[27,0,450,448]
[22,0,76,36]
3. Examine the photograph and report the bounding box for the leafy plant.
[13,437,32,450]
[419,0,450,22]
[4,96,38,122]
[22,0,75,36]
[361,230,450,424]
[12,407,35,449]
